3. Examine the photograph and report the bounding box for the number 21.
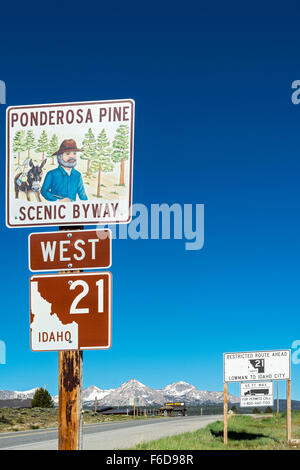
[69,279,104,314]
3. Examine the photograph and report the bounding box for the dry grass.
[0,408,159,433]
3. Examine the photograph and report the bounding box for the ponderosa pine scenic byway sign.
[30,272,112,351]
[6,99,134,228]
[28,229,111,272]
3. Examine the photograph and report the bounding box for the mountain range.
[0,380,239,406]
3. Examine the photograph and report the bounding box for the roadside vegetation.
[0,408,160,433]
[132,411,300,450]
[31,388,54,408]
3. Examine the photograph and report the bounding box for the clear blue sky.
[0,3,300,400]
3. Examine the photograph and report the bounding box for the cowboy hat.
[52,139,82,156]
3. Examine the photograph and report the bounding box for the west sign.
[6,99,134,228]
[223,350,290,383]
[29,229,111,272]
[30,272,112,351]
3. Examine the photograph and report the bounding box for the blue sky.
[0,4,300,400]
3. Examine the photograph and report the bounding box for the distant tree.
[25,130,36,158]
[47,134,59,164]
[81,128,96,176]
[112,124,129,185]
[230,405,237,414]
[264,406,273,414]
[13,130,26,165]
[252,407,261,414]
[31,387,54,408]
[90,129,114,197]
[36,130,48,161]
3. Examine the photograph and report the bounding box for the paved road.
[0,415,223,450]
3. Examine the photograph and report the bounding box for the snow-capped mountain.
[83,385,115,402]
[0,380,239,406]
[0,388,38,400]
[100,379,166,407]
[0,390,16,400]
[14,388,38,399]
[52,385,114,404]
[159,381,237,405]
[88,379,238,406]
[158,381,199,399]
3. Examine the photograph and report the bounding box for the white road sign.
[30,272,112,351]
[6,99,134,228]
[240,382,274,408]
[223,350,290,382]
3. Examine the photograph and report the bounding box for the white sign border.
[28,228,112,272]
[6,98,135,228]
[223,349,291,383]
[30,271,112,352]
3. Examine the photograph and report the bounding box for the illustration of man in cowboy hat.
[41,139,88,202]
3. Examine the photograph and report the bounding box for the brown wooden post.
[287,379,292,443]
[58,226,84,451]
[58,350,83,450]
[224,382,228,445]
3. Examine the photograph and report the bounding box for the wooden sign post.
[58,350,83,450]
[287,379,292,443]
[58,226,83,451]
[94,396,98,413]
[223,382,228,445]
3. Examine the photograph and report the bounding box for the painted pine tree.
[90,129,114,197]
[81,128,96,176]
[25,130,36,158]
[112,125,129,185]
[13,130,26,165]
[47,134,59,164]
[36,130,48,161]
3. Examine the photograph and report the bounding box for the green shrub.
[264,406,273,414]
[31,388,54,408]
[252,408,261,414]
[0,414,12,424]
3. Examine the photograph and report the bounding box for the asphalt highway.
[0,414,223,450]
